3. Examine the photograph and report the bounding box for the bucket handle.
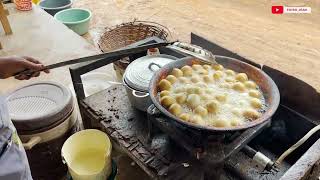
[23,136,41,150]
[61,155,67,164]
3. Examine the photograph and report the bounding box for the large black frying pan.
[149,56,280,132]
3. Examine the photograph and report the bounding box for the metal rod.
[14,41,175,77]
[242,145,256,158]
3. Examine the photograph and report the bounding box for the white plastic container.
[6,81,79,179]
[69,72,116,98]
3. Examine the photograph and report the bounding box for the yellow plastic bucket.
[61,129,112,180]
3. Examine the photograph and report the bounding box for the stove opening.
[249,105,319,165]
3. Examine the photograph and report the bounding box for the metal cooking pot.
[123,54,177,111]
[149,56,280,132]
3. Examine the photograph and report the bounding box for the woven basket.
[98,20,170,80]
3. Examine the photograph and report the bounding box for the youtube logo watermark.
[272,6,284,14]
[272,5,311,14]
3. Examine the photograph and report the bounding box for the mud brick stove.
[70,34,320,180]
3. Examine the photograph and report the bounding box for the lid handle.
[132,90,149,98]
[148,62,162,72]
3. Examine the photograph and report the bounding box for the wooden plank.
[0,2,12,35]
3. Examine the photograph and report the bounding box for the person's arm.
[0,56,49,80]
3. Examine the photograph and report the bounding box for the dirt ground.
[74,0,320,91]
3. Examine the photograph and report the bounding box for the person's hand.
[0,56,49,80]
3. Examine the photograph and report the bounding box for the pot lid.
[6,81,73,132]
[124,54,176,91]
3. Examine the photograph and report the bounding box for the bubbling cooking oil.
[158,64,267,127]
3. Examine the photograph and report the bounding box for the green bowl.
[54,8,91,35]
[39,0,72,16]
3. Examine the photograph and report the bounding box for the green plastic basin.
[54,8,91,35]
[39,0,72,16]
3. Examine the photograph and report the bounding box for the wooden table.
[0,3,116,93]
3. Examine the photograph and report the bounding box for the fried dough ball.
[248,90,261,98]
[195,82,208,88]
[166,75,177,84]
[243,109,261,120]
[186,85,203,94]
[239,100,250,106]
[225,77,235,83]
[244,81,257,89]
[219,82,232,89]
[178,77,190,84]
[160,90,170,97]
[187,94,201,108]
[212,64,224,70]
[170,68,183,78]
[191,75,201,83]
[174,87,186,93]
[230,119,242,126]
[225,69,235,76]
[160,96,175,108]
[215,94,227,102]
[192,64,203,71]
[203,65,211,70]
[198,69,209,75]
[223,104,232,109]
[235,73,248,82]
[250,98,263,109]
[181,65,193,76]
[190,115,206,126]
[213,71,224,80]
[194,106,208,117]
[186,85,196,94]
[232,108,242,117]
[179,113,190,121]
[175,93,187,104]
[169,103,182,116]
[206,100,219,113]
[158,79,172,91]
[201,94,213,101]
[205,88,214,94]
[232,82,246,92]
[193,86,204,95]
[203,75,213,83]
[214,119,230,127]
